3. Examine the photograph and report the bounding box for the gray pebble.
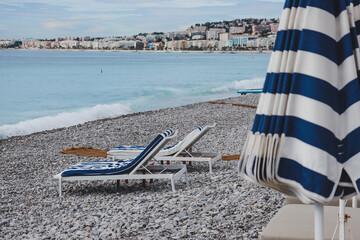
[0,96,285,239]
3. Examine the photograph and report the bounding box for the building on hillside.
[219,33,230,42]
[92,41,99,49]
[270,23,279,33]
[206,28,226,40]
[192,35,205,40]
[219,33,231,50]
[134,41,144,50]
[125,36,136,41]
[51,41,60,48]
[69,40,80,49]
[229,26,245,34]
[252,25,271,35]
[206,40,219,50]
[146,34,164,42]
[188,31,206,38]
[187,26,208,32]
[80,41,93,49]
[136,35,146,41]
[179,41,187,50]
[81,36,90,41]
[232,35,258,49]
[151,42,163,50]
[166,31,187,39]
[194,40,207,49]
[113,41,135,49]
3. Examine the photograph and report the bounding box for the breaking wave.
[0,103,131,138]
[211,78,265,93]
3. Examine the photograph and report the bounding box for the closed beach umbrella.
[238,0,360,238]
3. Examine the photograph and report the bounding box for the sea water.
[0,49,270,138]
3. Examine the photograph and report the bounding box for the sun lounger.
[260,204,360,240]
[107,123,216,158]
[110,123,223,173]
[54,129,189,197]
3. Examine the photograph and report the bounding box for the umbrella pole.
[352,196,358,208]
[314,203,324,240]
[339,199,345,240]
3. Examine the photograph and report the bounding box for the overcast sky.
[0,0,284,39]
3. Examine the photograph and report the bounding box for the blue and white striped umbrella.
[238,0,360,204]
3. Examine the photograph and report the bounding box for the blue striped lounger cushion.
[61,129,173,177]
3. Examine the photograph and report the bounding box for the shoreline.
[0,95,255,141]
[0,95,285,239]
[1,47,273,54]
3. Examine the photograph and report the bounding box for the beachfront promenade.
[0,95,284,239]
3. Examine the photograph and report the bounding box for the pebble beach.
[0,95,285,240]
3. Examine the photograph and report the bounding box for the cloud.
[136,0,238,8]
[1,0,283,38]
[68,13,142,21]
[2,0,238,12]
[43,21,74,30]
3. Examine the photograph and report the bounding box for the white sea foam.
[211,78,265,93]
[0,103,131,138]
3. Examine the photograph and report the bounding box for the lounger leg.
[150,170,154,184]
[142,180,146,188]
[116,180,120,189]
[58,178,62,197]
[171,176,176,192]
[209,160,213,174]
[185,170,189,186]
[142,170,146,188]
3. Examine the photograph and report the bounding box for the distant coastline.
[2,48,272,54]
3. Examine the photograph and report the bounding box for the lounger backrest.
[129,129,177,174]
[156,127,202,156]
[173,123,216,157]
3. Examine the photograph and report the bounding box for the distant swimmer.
[101,69,103,73]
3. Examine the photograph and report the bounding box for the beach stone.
[0,96,285,240]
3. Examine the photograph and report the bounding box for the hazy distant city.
[0,18,279,51]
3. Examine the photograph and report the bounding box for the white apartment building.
[206,40,218,49]
[111,41,135,49]
[229,27,245,34]
[80,41,93,49]
[166,31,187,39]
[219,33,230,42]
[192,35,205,40]
[219,33,232,49]
[206,28,226,40]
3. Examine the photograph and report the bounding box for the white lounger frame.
[108,123,217,158]
[54,164,188,197]
[157,152,222,174]
[113,123,223,173]
[54,130,189,197]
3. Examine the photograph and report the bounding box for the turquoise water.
[0,50,270,138]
